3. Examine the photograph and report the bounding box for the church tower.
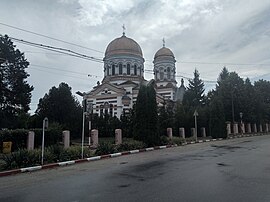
[153,39,177,100]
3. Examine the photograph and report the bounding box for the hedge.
[0,127,62,152]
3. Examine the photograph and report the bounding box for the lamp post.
[76,91,86,159]
[240,112,243,134]
[193,109,198,142]
[41,117,48,165]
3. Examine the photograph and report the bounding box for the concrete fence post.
[91,129,99,148]
[27,131,35,150]
[179,128,185,139]
[246,123,251,133]
[233,123,239,134]
[62,130,70,148]
[240,123,245,134]
[253,123,257,133]
[201,127,206,138]
[115,129,122,145]
[259,124,263,133]
[265,123,269,133]
[167,128,173,140]
[226,122,231,136]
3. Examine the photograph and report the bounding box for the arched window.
[119,63,123,75]
[127,64,130,75]
[160,72,164,80]
[112,64,115,75]
[167,67,171,79]
[139,66,142,76]
[134,64,137,75]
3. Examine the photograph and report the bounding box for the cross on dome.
[122,24,126,36]
[162,38,165,47]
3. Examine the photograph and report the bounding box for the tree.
[133,84,159,146]
[0,35,33,129]
[34,83,82,137]
[183,69,205,107]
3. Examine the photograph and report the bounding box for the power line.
[10,37,103,63]
[0,22,104,54]
[30,64,102,78]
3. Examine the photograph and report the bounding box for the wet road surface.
[1,135,270,202]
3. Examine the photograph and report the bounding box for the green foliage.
[34,82,82,138]
[116,140,146,152]
[0,126,62,152]
[171,137,186,145]
[0,146,94,171]
[0,35,33,129]
[1,149,40,170]
[95,142,116,156]
[92,114,121,137]
[133,84,159,146]
[183,69,205,107]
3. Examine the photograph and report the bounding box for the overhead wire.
[0,22,104,54]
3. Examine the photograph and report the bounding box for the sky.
[1,0,270,114]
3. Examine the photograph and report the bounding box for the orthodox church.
[83,30,185,118]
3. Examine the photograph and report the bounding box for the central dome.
[105,35,143,57]
[154,47,174,59]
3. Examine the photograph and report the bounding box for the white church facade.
[83,31,185,118]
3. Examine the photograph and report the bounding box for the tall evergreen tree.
[183,69,205,107]
[0,35,33,128]
[133,84,159,146]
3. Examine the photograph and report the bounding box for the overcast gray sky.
[1,0,270,114]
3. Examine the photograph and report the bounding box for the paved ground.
[1,135,270,202]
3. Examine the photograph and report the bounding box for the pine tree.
[133,83,159,146]
[0,35,33,128]
[183,69,205,107]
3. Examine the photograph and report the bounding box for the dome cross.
[162,37,165,47]
[122,24,126,36]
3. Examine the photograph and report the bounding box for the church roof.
[154,47,174,60]
[105,35,143,57]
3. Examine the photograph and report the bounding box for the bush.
[171,137,186,145]
[116,140,146,152]
[0,126,62,153]
[160,136,170,145]
[0,149,40,171]
[95,142,116,156]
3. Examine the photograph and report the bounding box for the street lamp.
[193,109,198,142]
[76,91,87,159]
[240,112,243,134]
[41,117,48,165]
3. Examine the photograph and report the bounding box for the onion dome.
[105,35,143,57]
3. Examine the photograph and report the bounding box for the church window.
[160,72,164,80]
[139,66,142,76]
[167,67,171,79]
[127,64,131,75]
[134,65,137,75]
[112,64,115,75]
[119,63,123,75]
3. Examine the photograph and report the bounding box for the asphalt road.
[1,135,270,202]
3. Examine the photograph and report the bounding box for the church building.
[83,30,185,118]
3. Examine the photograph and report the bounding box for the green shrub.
[171,137,186,145]
[186,137,196,142]
[95,142,116,156]
[0,149,41,171]
[116,140,146,152]
[0,126,62,153]
[160,136,170,145]
[59,146,93,161]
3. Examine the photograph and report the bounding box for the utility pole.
[193,110,198,142]
[41,117,48,165]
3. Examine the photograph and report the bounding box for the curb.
[1,133,269,177]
